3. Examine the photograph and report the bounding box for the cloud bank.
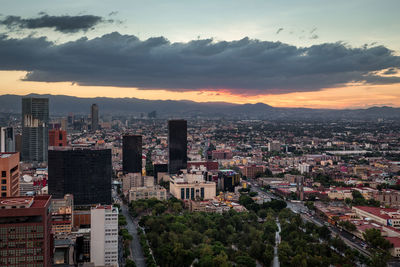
[0,32,399,95]
[0,14,110,33]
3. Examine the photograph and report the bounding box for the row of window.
[1,226,43,234]
[0,254,43,262]
[180,187,205,199]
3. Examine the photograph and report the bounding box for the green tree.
[363,228,393,250]
[125,259,136,267]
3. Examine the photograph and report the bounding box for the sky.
[0,0,400,109]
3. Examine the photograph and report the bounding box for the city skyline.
[0,1,399,109]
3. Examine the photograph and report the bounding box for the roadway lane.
[121,204,146,267]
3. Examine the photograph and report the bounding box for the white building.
[298,163,311,174]
[90,205,119,266]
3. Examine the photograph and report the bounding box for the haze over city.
[3,2,400,267]
[0,0,400,108]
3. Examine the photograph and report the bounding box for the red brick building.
[49,129,67,147]
[0,195,52,266]
[240,165,264,179]
[212,150,233,160]
[0,152,20,197]
[188,161,219,171]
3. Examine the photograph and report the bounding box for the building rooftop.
[385,237,400,248]
[354,206,399,220]
[0,195,51,209]
[0,152,18,158]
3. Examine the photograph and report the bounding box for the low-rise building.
[128,185,167,202]
[122,172,142,193]
[374,189,400,208]
[240,165,264,179]
[51,194,74,237]
[352,206,400,229]
[327,187,353,200]
[170,171,216,200]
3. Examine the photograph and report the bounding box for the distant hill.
[1,94,400,120]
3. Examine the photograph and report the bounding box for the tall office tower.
[21,97,49,163]
[49,129,67,147]
[48,148,112,206]
[0,195,52,267]
[90,205,119,266]
[67,113,74,128]
[0,127,15,152]
[91,104,99,131]
[168,119,187,174]
[122,135,142,173]
[0,152,19,197]
[60,117,67,130]
[15,134,22,154]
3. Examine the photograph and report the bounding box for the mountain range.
[1,94,400,120]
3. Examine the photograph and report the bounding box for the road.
[121,204,146,267]
[113,188,146,267]
[272,219,281,267]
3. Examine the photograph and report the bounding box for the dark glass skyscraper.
[91,104,99,131]
[168,120,187,174]
[48,148,112,206]
[21,97,49,162]
[122,135,142,173]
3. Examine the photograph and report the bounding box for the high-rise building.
[0,127,15,152]
[67,113,74,128]
[90,205,119,266]
[91,104,99,131]
[0,152,20,197]
[168,120,187,174]
[0,195,52,267]
[21,97,49,163]
[49,129,67,147]
[122,135,142,173]
[48,148,112,206]
[217,170,241,192]
[15,134,22,155]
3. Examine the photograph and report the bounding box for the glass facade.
[168,120,187,174]
[91,104,99,131]
[21,98,49,163]
[122,135,142,173]
[48,149,112,205]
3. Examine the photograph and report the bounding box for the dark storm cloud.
[0,14,110,33]
[0,32,400,94]
[383,68,398,75]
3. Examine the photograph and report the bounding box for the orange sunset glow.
[1,71,400,109]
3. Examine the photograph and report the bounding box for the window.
[1,179,6,184]
[186,188,190,200]
[1,186,6,191]
[181,188,184,199]
[201,188,204,199]
[191,188,194,200]
[1,171,5,177]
